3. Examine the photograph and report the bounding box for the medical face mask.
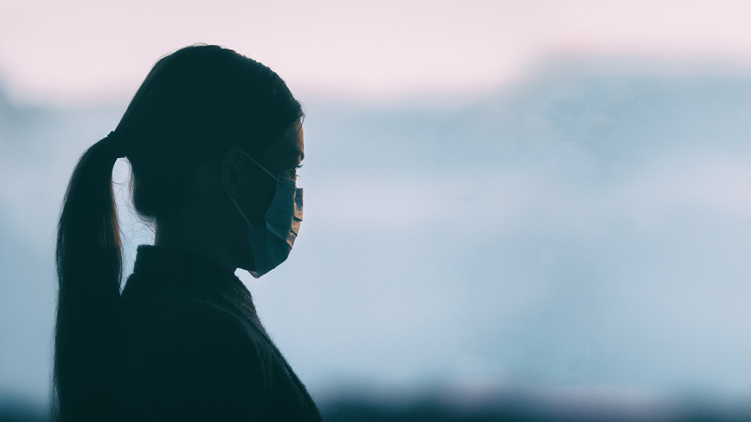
[225,150,303,278]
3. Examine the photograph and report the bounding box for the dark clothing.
[119,245,322,421]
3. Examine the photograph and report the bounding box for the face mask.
[225,150,303,278]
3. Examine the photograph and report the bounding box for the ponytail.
[53,132,125,421]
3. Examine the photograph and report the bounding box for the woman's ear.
[220,147,245,197]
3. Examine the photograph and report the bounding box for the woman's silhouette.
[53,45,320,421]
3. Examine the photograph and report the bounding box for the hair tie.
[101,131,127,158]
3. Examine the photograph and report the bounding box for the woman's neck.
[154,205,240,274]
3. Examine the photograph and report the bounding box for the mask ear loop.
[224,149,278,229]
[241,150,279,182]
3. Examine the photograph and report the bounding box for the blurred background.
[3,1,751,420]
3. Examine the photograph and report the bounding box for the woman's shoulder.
[127,301,272,418]
[115,301,260,420]
[145,300,271,364]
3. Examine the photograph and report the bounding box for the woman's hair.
[53,45,303,421]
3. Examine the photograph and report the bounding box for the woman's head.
[116,45,303,220]
[53,45,302,421]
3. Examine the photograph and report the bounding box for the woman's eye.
[287,166,301,179]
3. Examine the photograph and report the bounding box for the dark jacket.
[119,245,323,421]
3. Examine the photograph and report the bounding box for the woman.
[54,45,321,421]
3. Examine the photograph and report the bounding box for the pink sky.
[2,0,751,104]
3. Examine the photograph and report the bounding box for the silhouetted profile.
[53,45,319,421]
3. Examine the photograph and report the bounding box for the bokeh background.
[3,1,751,420]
